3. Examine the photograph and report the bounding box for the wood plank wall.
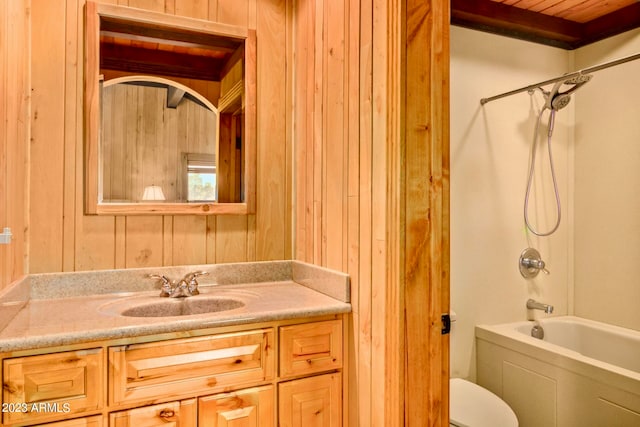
[293,0,371,424]
[18,0,451,424]
[294,0,450,425]
[29,0,290,274]
[0,0,29,292]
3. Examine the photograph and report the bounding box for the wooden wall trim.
[405,0,450,423]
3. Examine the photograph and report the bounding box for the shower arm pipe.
[479,52,640,105]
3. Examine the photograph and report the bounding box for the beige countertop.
[0,261,351,353]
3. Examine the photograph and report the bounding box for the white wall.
[450,27,573,380]
[573,30,640,331]
[451,26,640,380]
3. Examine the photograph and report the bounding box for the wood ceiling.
[451,0,640,50]
[99,16,243,81]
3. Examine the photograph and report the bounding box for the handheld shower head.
[545,73,593,111]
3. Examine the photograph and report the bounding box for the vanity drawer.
[2,348,103,425]
[109,398,196,427]
[109,328,275,405]
[41,415,103,427]
[279,320,342,378]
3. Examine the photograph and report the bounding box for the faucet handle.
[183,271,208,295]
[149,274,173,297]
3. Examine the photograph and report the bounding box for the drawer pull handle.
[306,359,312,364]
[159,409,176,419]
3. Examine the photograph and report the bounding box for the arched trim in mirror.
[103,75,219,113]
[84,2,256,215]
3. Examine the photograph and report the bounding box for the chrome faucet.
[149,271,209,297]
[526,299,554,314]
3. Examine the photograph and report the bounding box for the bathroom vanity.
[0,261,350,426]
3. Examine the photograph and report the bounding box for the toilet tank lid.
[450,378,518,427]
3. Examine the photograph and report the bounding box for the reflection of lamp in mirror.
[142,185,165,201]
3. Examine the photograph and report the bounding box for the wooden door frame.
[372,0,450,424]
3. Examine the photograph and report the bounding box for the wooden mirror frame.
[84,2,256,215]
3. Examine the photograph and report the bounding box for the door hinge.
[441,314,451,335]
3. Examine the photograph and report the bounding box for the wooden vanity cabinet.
[2,348,103,425]
[42,415,104,427]
[198,385,274,426]
[109,399,197,427]
[109,329,275,406]
[280,320,342,378]
[1,317,343,427]
[279,373,342,427]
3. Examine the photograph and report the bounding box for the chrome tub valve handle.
[519,248,549,278]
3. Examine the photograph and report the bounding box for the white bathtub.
[476,316,640,427]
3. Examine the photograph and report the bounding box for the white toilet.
[449,378,518,427]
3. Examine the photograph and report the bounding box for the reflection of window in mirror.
[183,153,216,202]
[84,2,256,215]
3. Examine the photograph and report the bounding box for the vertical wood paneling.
[205,216,216,263]
[215,216,248,263]
[162,216,174,265]
[292,0,450,425]
[256,0,288,261]
[74,0,118,272]
[218,0,249,27]
[30,0,66,273]
[125,217,164,268]
[128,0,165,12]
[356,0,373,425]
[323,0,347,271]
[24,0,291,276]
[174,0,209,19]
[74,215,117,270]
[312,0,323,266]
[172,216,208,265]
[115,216,126,268]
[64,0,80,272]
[0,0,8,289]
[11,0,28,283]
[284,0,294,261]
[293,0,313,263]
[0,0,29,290]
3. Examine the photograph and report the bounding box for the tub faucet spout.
[527,299,554,314]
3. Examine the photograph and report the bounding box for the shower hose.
[524,107,562,237]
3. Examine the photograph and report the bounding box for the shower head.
[545,73,593,111]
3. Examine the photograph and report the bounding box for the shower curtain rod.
[479,52,640,105]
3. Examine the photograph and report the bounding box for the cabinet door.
[109,398,196,427]
[109,329,274,405]
[279,373,341,427]
[2,348,103,425]
[279,320,342,378]
[198,385,274,427]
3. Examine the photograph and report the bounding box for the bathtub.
[476,316,640,427]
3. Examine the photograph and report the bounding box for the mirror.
[84,2,256,215]
[101,76,219,204]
